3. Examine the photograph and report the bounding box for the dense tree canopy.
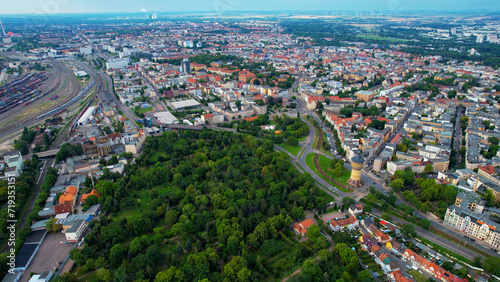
[69,129,331,281]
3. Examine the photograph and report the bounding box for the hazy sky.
[0,0,499,14]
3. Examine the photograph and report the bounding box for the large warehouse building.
[106,58,130,69]
[153,111,179,124]
[170,99,201,110]
[77,106,97,126]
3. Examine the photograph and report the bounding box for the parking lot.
[20,232,76,282]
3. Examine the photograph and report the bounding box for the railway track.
[313,125,352,191]
[0,60,85,144]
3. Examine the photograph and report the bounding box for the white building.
[64,219,88,242]
[77,106,97,126]
[476,34,484,44]
[106,58,130,70]
[443,191,500,249]
[3,151,23,176]
[29,271,53,282]
[329,215,359,232]
[79,46,92,55]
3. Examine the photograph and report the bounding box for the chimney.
[473,177,479,192]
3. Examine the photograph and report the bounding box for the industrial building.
[106,58,130,69]
[170,99,201,110]
[153,111,179,124]
[77,106,97,125]
[79,46,92,55]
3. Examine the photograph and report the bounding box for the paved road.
[292,96,499,259]
[74,56,139,130]
[370,209,484,261]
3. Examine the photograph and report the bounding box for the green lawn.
[308,121,333,157]
[281,143,302,156]
[318,131,334,157]
[79,271,98,282]
[112,189,154,221]
[318,189,335,203]
[408,270,427,282]
[312,129,320,150]
[356,35,410,42]
[135,107,153,115]
[326,206,337,213]
[155,184,174,196]
[305,153,350,193]
[316,155,351,185]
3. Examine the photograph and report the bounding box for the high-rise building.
[181,58,191,74]
[347,153,365,188]
[476,34,484,44]
[152,13,157,19]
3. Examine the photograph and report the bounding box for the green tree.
[473,256,483,268]
[96,268,112,282]
[390,179,404,192]
[155,266,187,282]
[109,243,127,268]
[483,257,500,276]
[287,136,298,147]
[424,164,433,174]
[114,266,128,282]
[306,224,321,240]
[224,256,248,281]
[402,224,417,238]
[358,269,372,282]
[45,218,62,233]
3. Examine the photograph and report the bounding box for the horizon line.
[1,9,500,16]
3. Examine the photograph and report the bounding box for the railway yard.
[0,56,95,151]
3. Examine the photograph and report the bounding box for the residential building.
[293,219,314,236]
[329,215,359,232]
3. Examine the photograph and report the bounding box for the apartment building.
[444,191,500,249]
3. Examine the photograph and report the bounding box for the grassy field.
[408,270,427,282]
[319,131,334,157]
[316,155,351,184]
[315,181,339,198]
[312,130,320,150]
[349,23,381,31]
[281,143,302,156]
[135,107,153,115]
[78,271,98,282]
[318,188,336,203]
[356,35,410,42]
[305,153,350,193]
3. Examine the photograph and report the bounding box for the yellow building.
[354,90,375,102]
[348,153,365,187]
